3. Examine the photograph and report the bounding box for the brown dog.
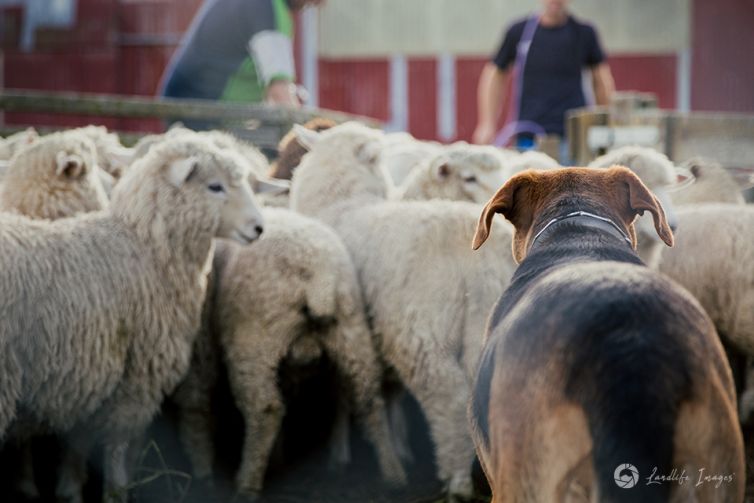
[470,167,744,502]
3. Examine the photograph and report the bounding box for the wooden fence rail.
[0,89,380,149]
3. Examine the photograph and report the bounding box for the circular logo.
[614,463,639,489]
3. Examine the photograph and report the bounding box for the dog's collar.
[530,210,632,249]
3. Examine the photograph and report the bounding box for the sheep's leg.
[102,440,130,503]
[172,350,218,480]
[16,440,41,500]
[322,326,407,486]
[176,397,215,480]
[385,387,414,465]
[0,347,24,493]
[0,344,21,436]
[395,350,474,501]
[327,388,352,470]
[56,443,88,503]
[227,360,284,497]
[172,304,221,481]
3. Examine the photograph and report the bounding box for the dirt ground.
[1,356,752,503]
[0,360,489,503]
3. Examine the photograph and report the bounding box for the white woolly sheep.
[670,157,746,206]
[0,130,109,219]
[131,126,290,207]
[655,204,754,415]
[173,208,406,497]
[589,145,677,188]
[0,127,39,161]
[133,127,269,176]
[505,149,560,174]
[380,133,444,187]
[393,144,512,204]
[0,134,265,502]
[289,122,516,500]
[70,125,134,179]
[0,129,110,500]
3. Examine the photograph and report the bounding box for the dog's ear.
[611,167,674,247]
[472,171,537,251]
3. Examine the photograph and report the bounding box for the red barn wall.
[691,0,754,112]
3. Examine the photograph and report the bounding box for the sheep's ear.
[249,172,290,195]
[433,162,451,180]
[292,124,321,151]
[24,127,39,143]
[610,167,674,247]
[108,146,134,169]
[168,156,199,187]
[56,152,86,179]
[472,171,537,258]
[355,141,380,165]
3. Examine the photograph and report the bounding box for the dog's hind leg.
[671,374,745,503]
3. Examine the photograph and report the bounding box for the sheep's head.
[507,150,560,175]
[0,131,109,219]
[0,127,39,161]
[196,129,271,178]
[112,136,264,246]
[294,121,388,181]
[73,125,134,179]
[424,148,510,203]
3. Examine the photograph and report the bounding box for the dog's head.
[472,166,674,263]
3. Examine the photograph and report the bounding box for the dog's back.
[470,167,744,503]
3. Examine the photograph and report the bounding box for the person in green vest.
[159,0,323,116]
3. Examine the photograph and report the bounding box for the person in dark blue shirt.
[473,0,614,153]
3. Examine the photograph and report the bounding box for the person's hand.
[265,80,301,107]
[472,121,497,145]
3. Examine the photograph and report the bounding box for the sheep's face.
[167,149,265,245]
[430,151,509,204]
[74,125,133,178]
[112,137,265,245]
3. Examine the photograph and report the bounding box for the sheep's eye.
[463,175,478,183]
[208,183,225,193]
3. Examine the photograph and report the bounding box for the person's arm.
[473,63,511,145]
[249,30,300,106]
[591,62,615,106]
[265,78,299,106]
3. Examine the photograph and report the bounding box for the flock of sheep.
[0,120,752,503]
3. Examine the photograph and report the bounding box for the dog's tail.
[572,326,691,502]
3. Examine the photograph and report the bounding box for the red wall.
[692,0,754,112]
[407,58,437,141]
[318,59,390,122]
[318,54,678,142]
